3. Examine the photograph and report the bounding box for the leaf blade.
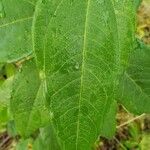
[11,59,51,137]
[33,0,136,149]
[118,41,150,114]
[0,0,36,63]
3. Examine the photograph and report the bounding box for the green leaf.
[0,76,13,108]
[134,0,142,10]
[118,41,150,114]
[7,120,18,137]
[33,125,61,150]
[140,133,150,150]
[11,59,51,137]
[0,76,13,127]
[33,0,135,149]
[0,0,36,63]
[16,139,33,150]
[0,106,8,125]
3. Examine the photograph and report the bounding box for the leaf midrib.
[76,0,91,149]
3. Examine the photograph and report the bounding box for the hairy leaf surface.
[118,41,150,114]
[0,0,36,63]
[32,0,135,149]
[11,59,50,137]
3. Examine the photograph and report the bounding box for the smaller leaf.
[0,106,7,124]
[11,59,51,137]
[16,139,33,150]
[100,100,117,138]
[0,0,37,63]
[118,40,150,114]
[0,76,13,108]
[33,125,61,150]
[7,120,18,137]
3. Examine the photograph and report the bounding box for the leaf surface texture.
[0,0,36,63]
[11,59,50,137]
[33,0,135,150]
[118,41,150,114]
[32,0,136,149]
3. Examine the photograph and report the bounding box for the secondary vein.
[0,17,33,28]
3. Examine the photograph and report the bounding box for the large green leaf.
[10,59,51,137]
[0,0,36,63]
[118,41,150,114]
[32,0,135,149]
